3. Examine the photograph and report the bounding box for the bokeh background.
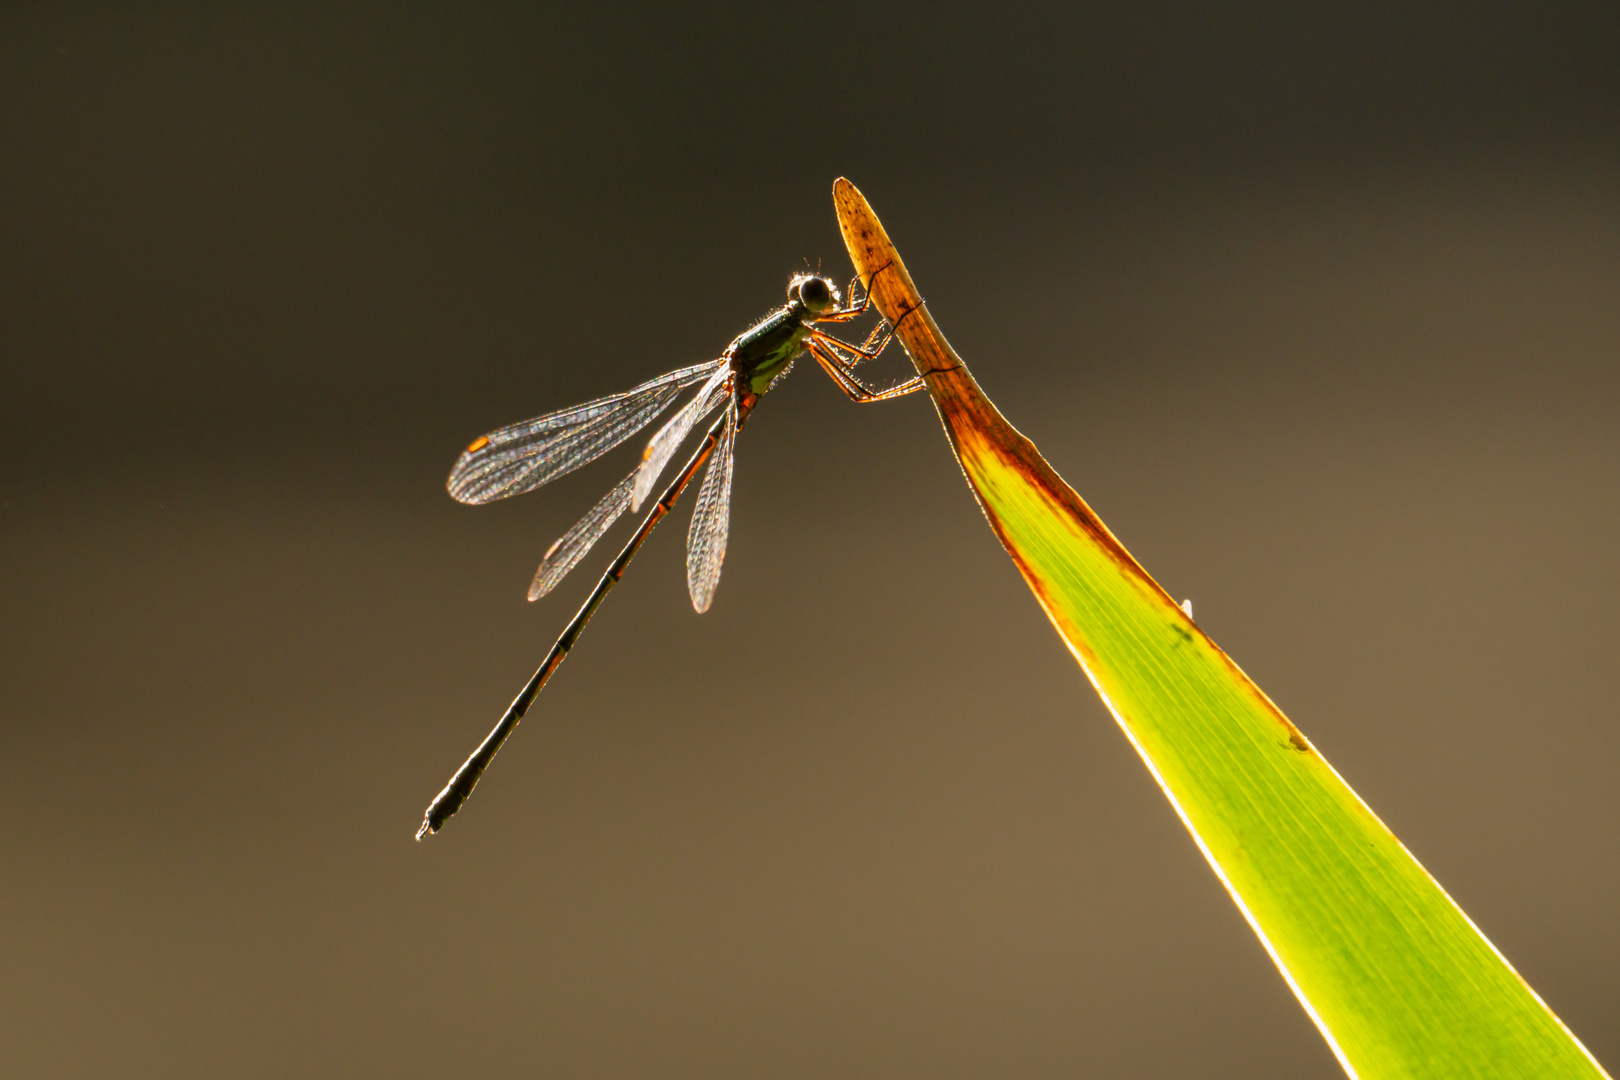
[2,3,1617,1077]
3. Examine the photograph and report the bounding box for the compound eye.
[798,276,833,312]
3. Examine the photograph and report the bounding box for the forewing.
[527,468,637,601]
[448,360,723,505]
[632,364,731,511]
[685,402,737,613]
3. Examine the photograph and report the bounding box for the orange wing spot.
[465,435,491,454]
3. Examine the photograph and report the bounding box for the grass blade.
[833,177,1609,1079]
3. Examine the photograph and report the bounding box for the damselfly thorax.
[418,270,924,838]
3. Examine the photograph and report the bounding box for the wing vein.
[686,400,737,613]
[448,360,724,505]
[527,468,638,601]
[632,364,731,511]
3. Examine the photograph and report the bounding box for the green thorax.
[728,302,812,396]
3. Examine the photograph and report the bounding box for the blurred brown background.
[2,3,1617,1077]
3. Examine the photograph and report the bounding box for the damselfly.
[417,269,923,838]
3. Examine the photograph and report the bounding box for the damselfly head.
[789,274,838,313]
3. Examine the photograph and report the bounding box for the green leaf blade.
[834,178,1609,1079]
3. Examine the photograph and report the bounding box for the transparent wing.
[632,364,731,512]
[527,467,637,601]
[685,401,737,614]
[448,359,724,505]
